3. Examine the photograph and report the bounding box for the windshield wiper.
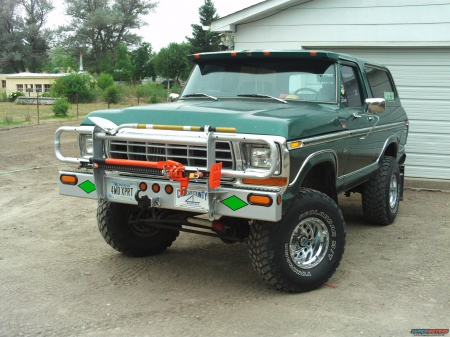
[237,94,287,104]
[183,93,218,101]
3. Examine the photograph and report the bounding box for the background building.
[211,0,450,180]
[0,72,68,98]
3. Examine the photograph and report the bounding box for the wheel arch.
[288,150,338,203]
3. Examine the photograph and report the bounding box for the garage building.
[211,0,450,180]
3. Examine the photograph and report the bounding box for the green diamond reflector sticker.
[78,180,96,194]
[221,195,248,211]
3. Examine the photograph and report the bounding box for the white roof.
[4,72,69,79]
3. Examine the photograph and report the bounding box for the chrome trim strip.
[288,149,338,187]
[287,122,405,149]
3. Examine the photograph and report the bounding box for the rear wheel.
[248,189,346,293]
[97,200,179,257]
[362,156,400,225]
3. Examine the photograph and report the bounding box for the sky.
[46,0,263,52]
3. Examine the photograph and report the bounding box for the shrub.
[40,92,52,97]
[1,92,7,102]
[103,85,121,107]
[50,73,95,103]
[150,95,159,104]
[97,72,114,90]
[8,91,25,102]
[3,116,13,124]
[52,98,71,117]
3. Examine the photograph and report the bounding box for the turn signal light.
[248,194,273,207]
[60,174,78,185]
[242,177,287,187]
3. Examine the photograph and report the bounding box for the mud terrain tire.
[248,189,346,293]
[362,156,400,225]
[97,201,179,257]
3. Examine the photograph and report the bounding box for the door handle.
[353,112,361,118]
[368,116,374,122]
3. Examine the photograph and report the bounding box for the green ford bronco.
[55,50,408,292]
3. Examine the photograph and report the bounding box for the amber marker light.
[289,141,302,149]
[242,177,287,187]
[165,185,174,195]
[194,54,200,59]
[151,183,160,193]
[263,51,270,56]
[231,51,237,56]
[60,174,78,185]
[277,195,282,205]
[310,51,318,56]
[139,182,148,191]
[248,194,273,207]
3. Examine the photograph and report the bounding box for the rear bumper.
[59,170,282,222]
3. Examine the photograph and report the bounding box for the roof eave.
[210,0,306,33]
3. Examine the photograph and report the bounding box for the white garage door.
[309,47,450,180]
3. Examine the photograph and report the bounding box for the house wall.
[233,0,450,50]
[2,74,60,98]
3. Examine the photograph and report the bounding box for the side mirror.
[168,93,179,103]
[365,98,385,114]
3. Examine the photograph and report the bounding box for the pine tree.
[186,0,222,54]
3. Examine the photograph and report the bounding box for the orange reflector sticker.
[248,194,273,207]
[242,177,287,187]
[60,174,78,185]
[277,195,282,205]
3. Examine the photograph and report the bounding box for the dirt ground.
[1,121,449,337]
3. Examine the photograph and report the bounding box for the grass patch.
[0,83,183,129]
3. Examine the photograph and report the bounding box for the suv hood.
[82,99,342,140]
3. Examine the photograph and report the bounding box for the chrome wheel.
[389,174,399,210]
[289,218,329,269]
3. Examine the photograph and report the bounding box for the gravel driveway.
[1,122,449,336]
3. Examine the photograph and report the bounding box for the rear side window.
[364,66,396,101]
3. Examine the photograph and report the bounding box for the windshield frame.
[181,58,338,104]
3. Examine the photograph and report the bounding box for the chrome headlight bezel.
[242,143,281,174]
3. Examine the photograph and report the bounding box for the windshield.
[182,58,337,103]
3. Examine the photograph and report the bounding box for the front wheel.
[97,201,180,257]
[248,189,346,293]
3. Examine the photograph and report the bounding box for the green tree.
[44,46,77,73]
[97,72,114,90]
[0,0,54,73]
[186,0,222,54]
[50,73,94,103]
[60,0,157,72]
[131,42,156,81]
[113,44,132,82]
[103,85,120,108]
[98,51,113,74]
[154,43,192,84]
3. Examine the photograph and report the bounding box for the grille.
[108,140,234,170]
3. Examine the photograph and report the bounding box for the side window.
[364,66,396,101]
[340,65,363,107]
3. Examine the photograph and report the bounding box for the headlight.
[251,147,271,168]
[79,134,93,158]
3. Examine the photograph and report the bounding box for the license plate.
[175,189,208,209]
[106,180,138,202]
